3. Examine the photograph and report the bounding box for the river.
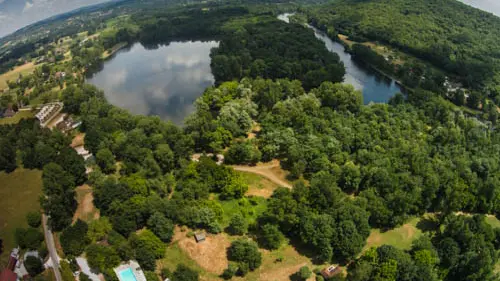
[278,13,403,103]
[87,41,218,125]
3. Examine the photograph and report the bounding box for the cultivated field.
[0,168,43,269]
[0,62,36,90]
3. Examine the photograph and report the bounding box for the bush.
[259,224,284,250]
[25,256,43,277]
[26,212,42,228]
[172,264,199,281]
[60,219,89,256]
[221,264,238,279]
[38,243,48,260]
[299,266,312,280]
[228,213,248,235]
[80,273,92,281]
[144,271,159,281]
[227,239,262,272]
[161,268,172,279]
[15,228,43,250]
[237,262,249,276]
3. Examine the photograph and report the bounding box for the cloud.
[22,1,33,12]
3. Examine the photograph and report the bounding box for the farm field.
[0,62,36,90]
[0,168,43,269]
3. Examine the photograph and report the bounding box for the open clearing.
[0,110,35,125]
[239,244,316,281]
[0,168,43,269]
[73,184,99,223]
[162,227,318,281]
[0,62,37,90]
[238,171,280,198]
[232,160,292,189]
[172,227,230,275]
[364,217,422,252]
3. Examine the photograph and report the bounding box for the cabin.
[321,265,341,279]
[194,233,206,243]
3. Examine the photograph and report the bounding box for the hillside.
[307,0,500,91]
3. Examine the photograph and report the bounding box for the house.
[0,269,17,281]
[194,233,206,243]
[35,102,63,127]
[321,265,341,279]
[55,72,66,80]
[0,249,19,281]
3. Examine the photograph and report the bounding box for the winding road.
[42,215,62,281]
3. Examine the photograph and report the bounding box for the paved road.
[42,215,62,281]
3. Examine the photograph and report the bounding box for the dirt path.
[231,160,292,189]
[73,185,99,223]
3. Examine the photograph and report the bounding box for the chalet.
[321,265,341,279]
[194,233,206,243]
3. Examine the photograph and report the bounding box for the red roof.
[6,256,17,271]
[0,269,17,281]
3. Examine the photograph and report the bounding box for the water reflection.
[278,13,403,103]
[87,41,218,125]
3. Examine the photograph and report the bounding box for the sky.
[0,0,500,38]
[459,0,500,16]
[0,0,110,37]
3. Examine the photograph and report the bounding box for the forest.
[306,0,500,97]
[0,1,500,281]
[210,17,345,90]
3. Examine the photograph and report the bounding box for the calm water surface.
[278,13,403,103]
[87,41,218,125]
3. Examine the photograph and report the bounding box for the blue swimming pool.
[119,268,138,281]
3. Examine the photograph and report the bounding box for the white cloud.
[23,1,34,12]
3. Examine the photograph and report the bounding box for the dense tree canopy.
[211,18,345,90]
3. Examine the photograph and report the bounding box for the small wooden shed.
[194,233,206,243]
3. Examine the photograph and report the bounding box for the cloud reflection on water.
[88,41,219,125]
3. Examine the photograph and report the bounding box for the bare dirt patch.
[172,227,230,275]
[73,185,99,223]
[71,133,85,148]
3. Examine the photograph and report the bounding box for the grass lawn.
[240,242,317,281]
[0,63,36,90]
[0,111,35,125]
[485,215,500,229]
[157,243,220,281]
[219,196,267,228]
[238,171,280,198]
[0,168,43,269]
[364,217,422,252]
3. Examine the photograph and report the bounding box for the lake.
[278,13,403,103]
[87,41,218,125]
